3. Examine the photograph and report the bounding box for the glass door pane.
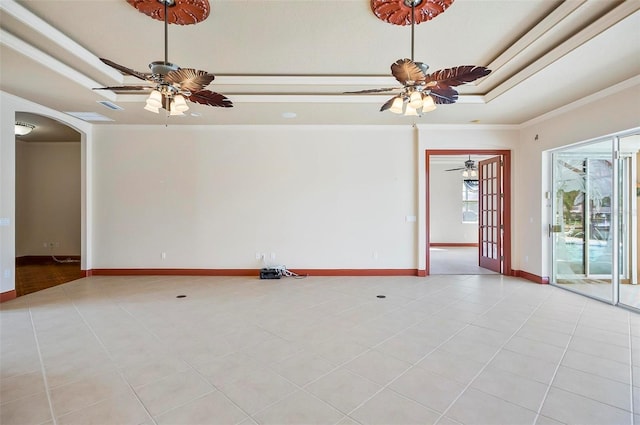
[618,133,640,310]
[552,139,614,303]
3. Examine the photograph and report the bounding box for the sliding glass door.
[618,133,639,310]
[550,130,639,311]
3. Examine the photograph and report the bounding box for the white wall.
[91,125,418,269]
[15,141,81,257]
[429,162,478,244]
[516,82,640,278]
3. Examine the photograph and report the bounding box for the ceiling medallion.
[126,0,210,25]
[370,0,454,26]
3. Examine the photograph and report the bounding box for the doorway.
[549,130,639,310]
[426,149,512,276]
[15,112,83,296]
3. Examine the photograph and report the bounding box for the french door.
[479,156,503,273]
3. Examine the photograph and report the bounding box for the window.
[462,179,479,223]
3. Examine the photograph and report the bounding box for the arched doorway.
[14,112,83,296]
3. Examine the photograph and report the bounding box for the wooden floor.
[15,258,84,297]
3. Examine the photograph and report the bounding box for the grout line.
[531,299,587,425]
[63,290,159,425]
[27,307,58,425]
[431,283,560,424]
[339,280,529,420]
[116,297,260,423]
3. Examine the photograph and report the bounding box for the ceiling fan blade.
[93,86,153,91]
[344,87,400,94]
[445,167,465,171]
[391,59,426,85]
[430,86,458,104]
[165,68,215,92]
[425,66,491,88]
[379,96,398,112]
[100,58,150,81]
[189,90,233,107]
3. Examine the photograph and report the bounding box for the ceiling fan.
[446,155,478,177]
[348,0,490,116]
[94,0,232,115]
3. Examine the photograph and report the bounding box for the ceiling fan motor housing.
[149,61,180,76]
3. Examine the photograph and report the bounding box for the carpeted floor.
[15,258,84,296]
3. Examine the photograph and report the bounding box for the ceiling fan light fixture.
[173,94,189,112]
[404,104,419,116]
[390,96,405,114]
[421,94,436,112]
[408,90,423,108]
[144,104,160,113]
[170,106,185,116]
[146,90,163,108]
[15,121,35,136]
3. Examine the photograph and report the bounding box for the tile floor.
[0,274,638,425]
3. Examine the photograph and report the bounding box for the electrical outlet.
[255,252,261,260]
[270,252,276,260]
[161,252,167,260]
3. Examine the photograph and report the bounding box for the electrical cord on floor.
[51,255,80,264]
[274,265,308,279]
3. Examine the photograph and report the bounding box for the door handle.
[548,224,561,237]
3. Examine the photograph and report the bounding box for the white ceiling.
[2,0,639,141]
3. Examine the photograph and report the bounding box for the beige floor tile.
[307,338,369,366]
[217,368,298,415]
[350,388,440,425]
[541,387,632,425]
[488,349,558,385]
[447,388,537,425]
[438,334,501,363]
[503,336,566,364]
[0,371,45,403]
[389,367,466,413]
[534,414,567,425]
[193,352,265,389]
[305,367,382,414]
[155,391,248,425]
[415,348,485,386]
[471,366,548,411]
[561,349,631,384]
[240,336,303,366]
[374,332,438,364]
[49,370,131,417]
[568,335,631,364]
[134,369,214,417]
[336,416,361,425]
[253,390,344,425]
[516,325,572,349]
[551,366,632,411]
[0,391,53,425]
[271,350,337,386]
[2,276,638,425]
[56,391,151,425]
[343,349,411,386]
[435,417,464,425]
